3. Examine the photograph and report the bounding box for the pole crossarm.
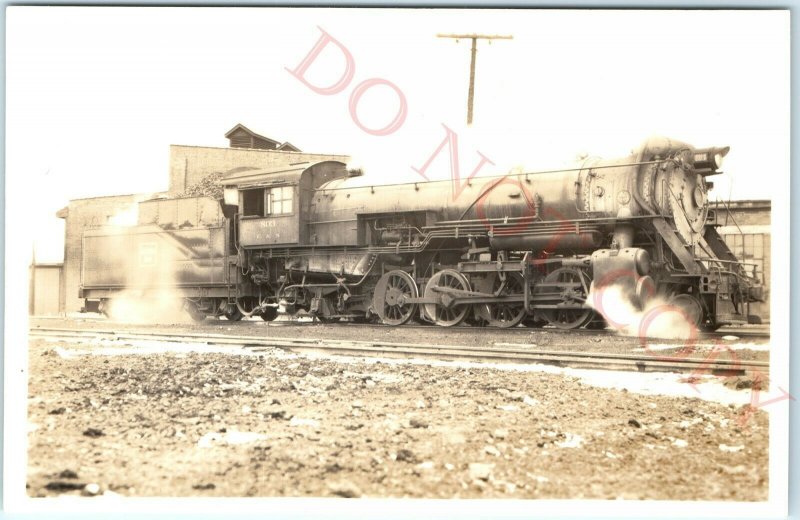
[436,33,514,40]
[437,33,513,125]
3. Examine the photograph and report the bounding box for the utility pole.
[437,33,513,126]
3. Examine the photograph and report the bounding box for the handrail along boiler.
[80,137,763,331]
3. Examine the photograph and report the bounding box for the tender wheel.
[540,267,593,329]
[475,272,527,328]
[224,307,243,321]
[259,307,278,322]
[184,301,206,322]
[424,269,471,327]
[373,270,419,326]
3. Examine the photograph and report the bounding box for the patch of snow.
[643,342,770,352]
[289,417,320,428]
[671,438,688,448]
[526,473,550,484]
[555,433,584,449]
[484,445,501,457]
[523,396,540,407]
[197,429,268,448]
[563,369,756,407]
[301,350,764,406]
[678,417,703,430]
[343,370,403,384]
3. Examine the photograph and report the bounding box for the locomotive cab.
[219,160,350,248]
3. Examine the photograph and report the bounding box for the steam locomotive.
[80,137,763,332]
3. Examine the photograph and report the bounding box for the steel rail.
[252,320,771,339]
[30,316,770,339]
[30,316,771,339]
[30,327,769,377]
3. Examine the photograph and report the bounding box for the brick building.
[56,193,143,313]
[712,200,771,322]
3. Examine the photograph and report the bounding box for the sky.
[5,7,790,262]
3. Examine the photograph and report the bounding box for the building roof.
[714,199,771,210]
[224,123,281,147]
[277,141,301,152]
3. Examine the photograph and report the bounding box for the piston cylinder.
[590,247,653,308]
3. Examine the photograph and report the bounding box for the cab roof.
[218,160,351,190]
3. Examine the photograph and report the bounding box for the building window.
[268,186,294,215]
[724,232,767,283]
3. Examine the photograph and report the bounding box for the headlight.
[693,146,730,174]
[713,152,725,169]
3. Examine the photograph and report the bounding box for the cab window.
[241,186,294,216]
[268,186,294,215]
[242,189,264,216]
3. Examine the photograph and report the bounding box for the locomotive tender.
[80,137,763,332]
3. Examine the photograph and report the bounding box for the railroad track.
[258,320,770,340]
[30,327,769,377]
[34,315,771,340]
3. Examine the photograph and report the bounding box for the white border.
[3,7,791,518]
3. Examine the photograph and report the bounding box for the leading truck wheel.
[260,307,279,322]
[667,294,703,328]
[184,302,206,322]
[373,270,419,326]
[224,307,243,321]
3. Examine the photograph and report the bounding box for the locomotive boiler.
[80,136,763,332]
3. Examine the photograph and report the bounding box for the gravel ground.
[27,330,768,500]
